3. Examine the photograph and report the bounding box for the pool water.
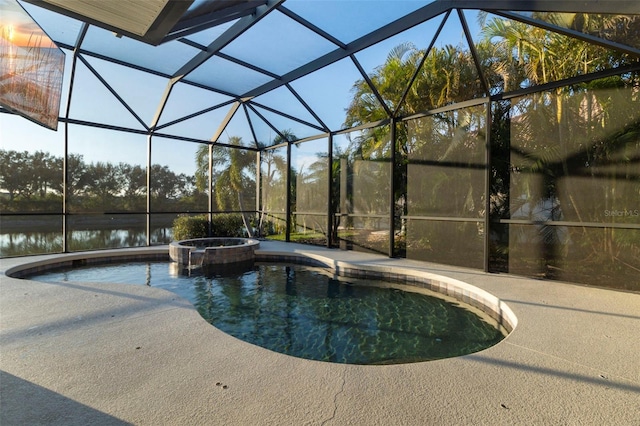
[28,262,505,364]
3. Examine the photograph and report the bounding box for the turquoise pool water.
[27,262,504,364]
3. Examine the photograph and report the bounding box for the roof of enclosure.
[7,0,640,149]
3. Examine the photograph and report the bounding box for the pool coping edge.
[5,245,517,336]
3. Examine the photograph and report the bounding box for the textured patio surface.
[1,241,639,425]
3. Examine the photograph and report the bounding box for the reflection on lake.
[0,215,173,256]
[0,231,63,256]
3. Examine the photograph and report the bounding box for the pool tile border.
[257,251,516,334]
[5,248,169,278]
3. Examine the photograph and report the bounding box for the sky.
[1,0,484,175]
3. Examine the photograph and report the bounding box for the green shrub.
[172,213,247,240]
[211,214,246,237]
[172,215,209,240]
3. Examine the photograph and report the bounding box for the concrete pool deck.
[1,241,639,425]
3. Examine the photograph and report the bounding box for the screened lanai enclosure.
[1,0,639,290]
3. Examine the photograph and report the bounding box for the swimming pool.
[24,260,506,364]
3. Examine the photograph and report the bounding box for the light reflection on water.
[0,228,172,256]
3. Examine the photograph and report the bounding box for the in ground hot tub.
[169,237,260,267]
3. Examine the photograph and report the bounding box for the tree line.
[0,149,205,212]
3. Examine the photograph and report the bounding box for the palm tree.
[259,131,296,237]
[345,42,419,128]
[216,137,256,236]
[195,137,257,236]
